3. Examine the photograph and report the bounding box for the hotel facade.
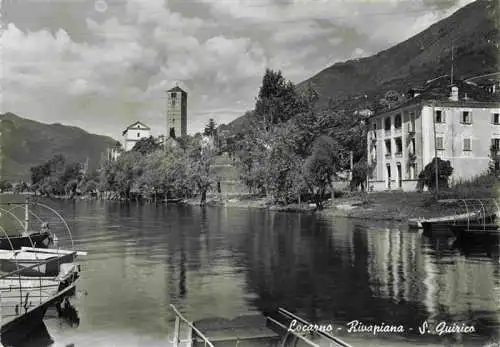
[367,87,500,191]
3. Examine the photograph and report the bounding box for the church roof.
[122,121,150,135]
[167,86,187,94]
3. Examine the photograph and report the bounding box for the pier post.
[24,198,29,234]
[173,316,180,347]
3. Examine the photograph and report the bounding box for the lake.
[3,199,499,347]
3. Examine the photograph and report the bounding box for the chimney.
[449,86,459,101]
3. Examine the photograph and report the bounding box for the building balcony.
[385,153,392,159]
[395,152,403,158]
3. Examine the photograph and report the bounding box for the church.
[120,85,188,152]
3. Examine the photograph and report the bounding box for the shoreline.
[1,191,486,223]
[180,191,459,222]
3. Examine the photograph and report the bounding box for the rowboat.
[170,305,353,347]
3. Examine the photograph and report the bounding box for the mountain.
[0,112,119,181]
[227,0,499,132]
[297,0,499,105]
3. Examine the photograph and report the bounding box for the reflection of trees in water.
[236,215,499,343]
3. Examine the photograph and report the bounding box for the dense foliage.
[16,68,371,208]
[231,69,371,209]
[417,157,454,191]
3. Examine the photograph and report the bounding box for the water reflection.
[1,199,498,346]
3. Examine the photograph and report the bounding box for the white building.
[122,121,151,151]
[367,86,500,191]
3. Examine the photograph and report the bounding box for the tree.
[303,136,341,209]
[203,118,217,137]
[186,143,215,206]
[0,180,12,193]
[350,159,371,192]
[132,136,161,155]
[255,68,303,126]
[417,157,453,192]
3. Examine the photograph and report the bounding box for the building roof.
[167,86,187,94]
[122,121,151,135]
[370,97,500,119]
[369,77,500,119]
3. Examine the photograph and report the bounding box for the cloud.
[1,0,478,140]
[1,0,268,138]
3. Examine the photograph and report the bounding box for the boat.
[0,199,86,346]
[0,247,85,276]
[0,258,80,346]
[0,231,53,250]
[450,224,500,244]
[169,305,353,347]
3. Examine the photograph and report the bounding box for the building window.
[463,138,472,151]
[137,132,140,138]
[436,137,444,150]
[493,113,500,125]
[408,115,415,132]
[372,122,377,131]
[394,137,402,154]
[461,111,472,124]
[394,114,402,129]
[384,117,391,131]
[435,110,445,123]
[385,139,391,157]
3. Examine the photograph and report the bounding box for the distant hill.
[0,112,119,181]
[227,0,499,133]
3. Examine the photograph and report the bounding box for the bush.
[417,157,453,191]
[440,173,498,199]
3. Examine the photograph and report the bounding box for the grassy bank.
[183,187,497,222]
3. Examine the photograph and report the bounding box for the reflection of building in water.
[366,228,419,302]
[367,229,499,323]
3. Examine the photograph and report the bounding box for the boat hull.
[450,225,500,244]
[422,214,497,237]
[0,281,77,346]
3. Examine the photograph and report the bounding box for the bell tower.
[166,85,187,139]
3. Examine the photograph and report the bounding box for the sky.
[1,0,475,140]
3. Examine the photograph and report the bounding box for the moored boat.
[0,247,81,276]
[0,259,80,346]
[450,224,500,244]
[169,305,353,347]
[0,231,53,250]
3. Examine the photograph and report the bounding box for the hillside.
[298,0,499,105]
[228,0,499,132]
[0,112,119,181]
